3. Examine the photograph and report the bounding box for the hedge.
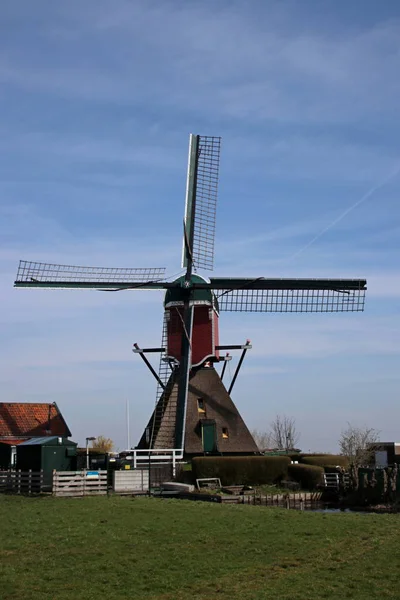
[299,453,332,458]
[287,464,324,490]
[192,456,290,486]
[300,455,349,468]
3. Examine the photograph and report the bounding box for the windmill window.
[197,399,206,414]
[222,428,229,439]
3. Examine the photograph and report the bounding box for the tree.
[91,435,114,453]
[270,415,300,451]
[251,429,273,451]
[338,423,380,467]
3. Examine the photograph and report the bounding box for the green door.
[202,421,217,453]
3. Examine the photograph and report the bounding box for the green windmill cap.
[164,274,219,312]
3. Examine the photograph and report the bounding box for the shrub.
[299,453,330,457]
[175,463,194,484]
[288,464,324,490]
[288,452,302,461]
[300,455,349,469]
[192,456,290,486]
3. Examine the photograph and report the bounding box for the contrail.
[286,163,400,261]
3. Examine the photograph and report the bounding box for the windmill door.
[201,420,217,453]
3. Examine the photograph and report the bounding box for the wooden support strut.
[132,344,250,353]
[132,343,165,389]
[220,353,230,382]
[227,341,251,395]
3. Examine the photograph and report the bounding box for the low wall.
[113,469,149,493]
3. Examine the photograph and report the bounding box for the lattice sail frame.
[149,311,179,449]
[215,287,366,313]
[182,135,221,271]
[16,261,166,284]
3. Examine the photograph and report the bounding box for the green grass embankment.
[0,495,399,600]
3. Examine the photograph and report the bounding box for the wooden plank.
[55,492,85,497]
[84,481,107,486]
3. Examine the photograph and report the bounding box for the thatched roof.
[137,366,258,456]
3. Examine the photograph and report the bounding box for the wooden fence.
[0,470,45,494]
[53,470,108,497]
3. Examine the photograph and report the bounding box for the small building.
[17,436,77,488]
[369,442,400,468]
[0,402,72,470]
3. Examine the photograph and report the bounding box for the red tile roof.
[0,403,71,438]
[0,438,26,445]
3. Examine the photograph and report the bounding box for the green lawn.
[1,495,399,600]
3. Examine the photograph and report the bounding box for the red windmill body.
[164,274,220,367]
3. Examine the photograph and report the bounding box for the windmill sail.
[15,261,166,289]
[149,312,178,449]
[182,135,221,271]
[210,277,366,313]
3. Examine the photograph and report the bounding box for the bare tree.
[339,423,380,467]
[251,429,273,451]
[91,435,114,453]
[270,415,300,451]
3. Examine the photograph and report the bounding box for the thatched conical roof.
[137,366,258,456]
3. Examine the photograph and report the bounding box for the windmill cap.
[164,274,219,312]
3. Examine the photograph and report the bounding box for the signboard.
[86,471,99,479]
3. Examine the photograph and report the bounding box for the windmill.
[14,134,367,458]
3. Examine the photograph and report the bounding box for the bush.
[192,456,290,486]
[299,453,330,457]
[288,452,302,461]
[288,464,324,490]
[175,463,194,484]
[300,455,349,468]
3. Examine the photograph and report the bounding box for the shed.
[16,436,78,488]
[0,439,24,469]
[369,442,400,467]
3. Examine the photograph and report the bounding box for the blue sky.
[1,0,400,452]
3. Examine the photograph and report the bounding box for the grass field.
[1,495,399,600]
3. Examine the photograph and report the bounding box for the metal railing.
[124,449,184,477]
[323,472,349,490]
